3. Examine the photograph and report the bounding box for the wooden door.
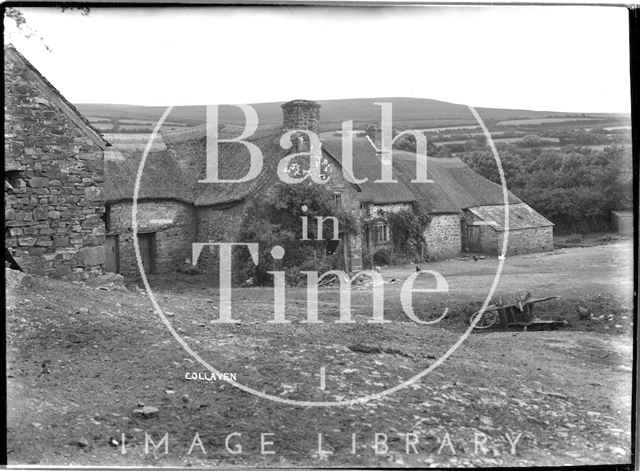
[467,226,481,253]
[104,235,119,273]
[137,233,154,274]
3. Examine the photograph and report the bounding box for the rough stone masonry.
[4,46,108,278]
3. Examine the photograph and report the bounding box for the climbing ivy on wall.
[378,202,432,259]
[236,183,358,286]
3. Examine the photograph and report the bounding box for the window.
[102,206,111,232]
[360,202,371,216]
[333,192,342,210]
[376,223,390,243]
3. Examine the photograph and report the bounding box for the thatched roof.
[468,203,554,231]
[162,127,287,207]
[425,157,521,208]
[103,150,192,204]
[103,123,531,223]
[320,137,416,204]
[5,45,109,150]
[393,154,521,213]
[392,155,460,214]
[162,123,281,144]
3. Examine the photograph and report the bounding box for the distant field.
[497,117,606,126]
[434,136,560,147]
[76,98,625,130]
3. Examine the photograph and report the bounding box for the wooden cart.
[470,295,566,331]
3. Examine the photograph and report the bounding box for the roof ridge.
[5,45,110,149]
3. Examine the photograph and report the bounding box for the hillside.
[75,98,625,133]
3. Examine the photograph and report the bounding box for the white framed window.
[376,223,390,243]
[333,192,342,210]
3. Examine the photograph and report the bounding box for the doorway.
[467,225,481,253]
[137,233,155,274]
[104,235,119,273]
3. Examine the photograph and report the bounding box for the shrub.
[372,248,392,266]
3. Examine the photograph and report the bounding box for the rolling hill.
[75,97,626,133]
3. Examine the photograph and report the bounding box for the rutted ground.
[6,242,633,467]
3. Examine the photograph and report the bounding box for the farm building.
[162,115,368,273]
[611,210,633,236]
[101,135,195,275]
[155,99,553,272]
[4,45,108,278]
[2,45,553,278]
[394,155,553,256]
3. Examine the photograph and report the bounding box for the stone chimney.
[365,122,382,150]
[281,99,321,134]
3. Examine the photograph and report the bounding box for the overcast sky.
[4,6,631,113]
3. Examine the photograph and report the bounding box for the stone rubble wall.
[423,214,462,260]
[107,200,196,275]
[4,53,106,279]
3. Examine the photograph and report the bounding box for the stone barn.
[102,135,195,275]
[4,45,108,278]
[396,153,554,256]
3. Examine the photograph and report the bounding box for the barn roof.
[5,45,109,150]
[393,155,521,210]
[320,137,416,204]
[103,149,192,204]
[467,203,554,231]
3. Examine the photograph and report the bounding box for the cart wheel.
[469,310,499,329]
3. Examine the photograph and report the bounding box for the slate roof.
[467,203,554,231]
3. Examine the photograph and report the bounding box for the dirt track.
[6,242,634,467]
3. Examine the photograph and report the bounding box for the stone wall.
[195,202,247,272]
[462,209,553,255]
[4,50,106,279]
[107,200,196,275]
[496,226,554,255]
[423,214,461,260]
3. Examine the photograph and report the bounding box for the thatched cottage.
[4,45,552,279]
[4,45,108,278]
[100,99,550,275]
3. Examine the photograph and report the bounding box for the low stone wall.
[423,214,461,260]
[107,200,195,275]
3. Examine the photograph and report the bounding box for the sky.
[4,5,632,113]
